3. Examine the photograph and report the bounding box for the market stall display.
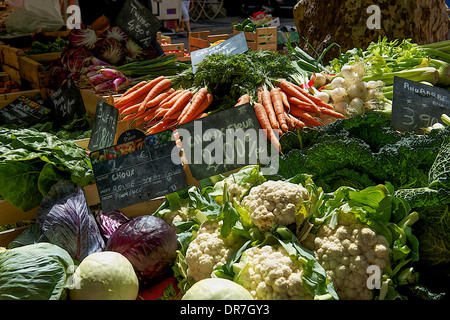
[0,2,450,303]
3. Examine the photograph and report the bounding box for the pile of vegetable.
[1,181,179,300]
[0,127,94,211]
[114,75,212,135]
[328,37,450,102]
[23,37,69,55]
[49,25,186,93]
[151,164,424,300]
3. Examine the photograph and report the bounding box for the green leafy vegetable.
[0,127,94,210]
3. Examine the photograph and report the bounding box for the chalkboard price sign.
[51,78,86,125]
[190,32,249,73]
[391,76,449,133]
[177,103,274,180]
[115,0,162,50]
[90,131,187,212]
[0,95,50,127]
[88,101,119,151]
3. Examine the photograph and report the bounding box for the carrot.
[178,93,213,124]
[279,80,321,114]
[119,103,141,115]
[178,87,208,121]
[122,113,139,121]
[235,94,250,106]
[257,86,263,103]
[163,110,182,122]
[146,120,174,135]
[253,102,281,154]
[115,80,156,109]
[158,89,182,106]
[289,103,318,115]
[261,89,279,130]
[194,112,208,120]
[159,89,186,110]
[286,113,306,130]
[279,88,290,110]
[270,87,288,132]
[142,87,174,110]
[290,108,323,127]
[319,107,346,119]
[137,77,171,115]
[164,90,193,120]
[116,81,146,102]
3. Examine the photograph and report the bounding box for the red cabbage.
[36,181,105,261]
[106,215,178,282]
[94,210,130,241]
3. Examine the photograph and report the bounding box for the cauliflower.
[302,212,391,300]
[241,180,310,232]
[185,219,238,281]
[235,245,313,300]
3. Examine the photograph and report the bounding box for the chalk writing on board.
[88,101,119,151]
[391,77,449,133]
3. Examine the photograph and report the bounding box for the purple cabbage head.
[106,215,178,282]
[93,210,130,241]
[37,180,105,261]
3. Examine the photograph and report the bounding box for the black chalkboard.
[115,0,162,50]
[0,95,50,127]
[190,32,249,73]
[90,131,187,212]
[117,128,146,145]
[51,78,86,126]
[391,77,450,133]
[178,103,274,180]
[88,101,119,151]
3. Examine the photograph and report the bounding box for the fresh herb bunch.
[173,50,297,110]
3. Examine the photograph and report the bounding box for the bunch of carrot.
[235,79,346,153]
[114,75,213,135]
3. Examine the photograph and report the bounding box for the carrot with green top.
[254,102,281,153]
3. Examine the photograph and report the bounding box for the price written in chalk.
[88,101,119,151]
[115,0,161,49]
[51,78,86,126]
[391,76,449,133]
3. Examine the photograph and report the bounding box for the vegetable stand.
[0,4,450,304]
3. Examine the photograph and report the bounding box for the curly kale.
[273,113,450,193]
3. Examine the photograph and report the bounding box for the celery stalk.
[362,67,439,86]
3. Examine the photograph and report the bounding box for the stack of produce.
[49,25,189,93]
[114,75,212,135]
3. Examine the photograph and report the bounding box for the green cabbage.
[182,278,253,300]
[0,243,74,300]
[69,251,139,300]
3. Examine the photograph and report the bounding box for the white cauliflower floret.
[185,220,238,281]
[236,245,312,300]
[165,205,190,231]
[223,174,249,200]
[302,212,391,300]
[241,180,310,232]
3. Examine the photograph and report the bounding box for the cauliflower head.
[235,245,313,300]
[302,212,391,300]
[241,180,310,232]
[185,219,238,281]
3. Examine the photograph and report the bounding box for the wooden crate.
[188,31,230,52]
[0,43,62,89]
[162,43,185,57]
[0,88,41,109]
[233,26,277,51]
